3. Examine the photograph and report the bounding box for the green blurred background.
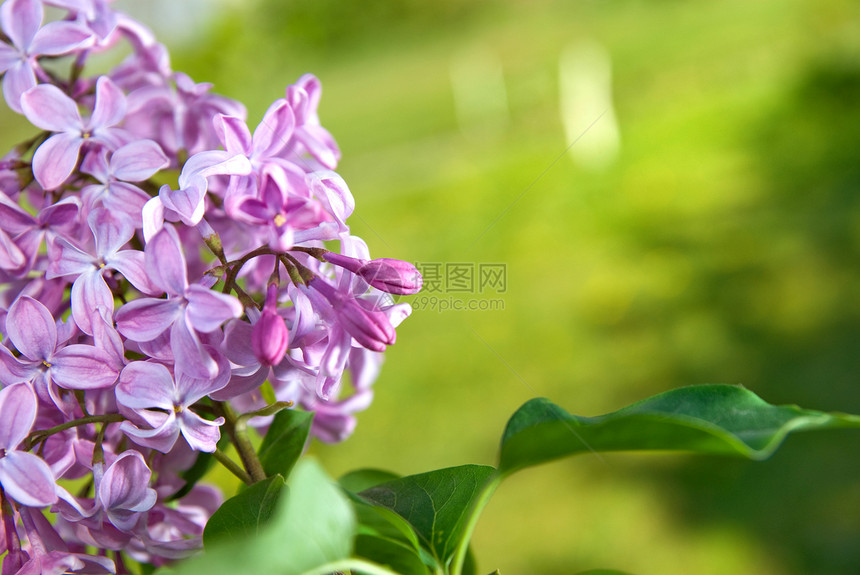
[9,0,860,573]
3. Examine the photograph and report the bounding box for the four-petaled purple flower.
[116,361,226,453]
[21,75,128,190]
[115,225,243,379]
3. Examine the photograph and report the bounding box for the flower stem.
[25,413,125,450]
[214,402,267,482]
[212,449,253,484]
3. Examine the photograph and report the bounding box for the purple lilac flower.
[80,139,169,224]
[48,208,156,334]
[115,225,242,378]
[21,76,128,190]
[0,1,420,568]
[97,450,157,531]
[0,296,119,402]
[116,361,226,453]
[0,383,57,507]
[0,0,92,113]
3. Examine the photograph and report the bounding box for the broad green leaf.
[340,468,402,493]
[340,468,425,555]
[354,535,432,575]
[499,384,860,474]
[257,408,313,478]
[203,474,285,544]
[176,459,357,575]
[358,464,496,565]
[575,570,635,575]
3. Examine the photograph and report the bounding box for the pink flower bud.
[252,284,289,366]
[358,258,423,295]
[309,277,395,352]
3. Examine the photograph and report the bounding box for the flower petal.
[115,297,181,342]
[108,249,156,295]
[20,83,82,132]
[1,0,42,52]
[30,20,92,56]
[50,344,119,389]
[252,98,294,158]
[185,284,242,333]
[6,295,57,361]
[144,225,187,296]
[0,383,36,450]
[89,76,126,131]
[31,131,84,190]
[170,317,217,380]
[2,60,36,114]
[116,361,176,411]
[98,451,157,520]
[119,414,179,453]
[110,140,168,182]
[70,270,113,335]
[213,114,252,156]
[88,207,133,257]
[179,411,223,453]
[0,451,57,507]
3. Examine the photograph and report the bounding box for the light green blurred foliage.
[4,0,859,573]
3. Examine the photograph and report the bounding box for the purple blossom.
[285,74,340,169]
[0,2,419,567]
[0,296,119,398]
[21,76,128,190]
[47,208,155,334]
[0,0,92,113]
[0,383,57,507]
[0,191,79,277]
[116,361,226,453]
[115,225,242,378]
[80,140,169,223]
[97,451,157,531]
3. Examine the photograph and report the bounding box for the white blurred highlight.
[559,41,620,170]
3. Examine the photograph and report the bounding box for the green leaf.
[499,384,860,475]
[574,570,636,575]
[203,474,286,545]
[340,468,402,493]
[176,459,357,575]
[257,408,313,478]
[354,535,432,575]
[358,464,496,565]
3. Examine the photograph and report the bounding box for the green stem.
[214,402,267,482]
[449,473,502,575]
[212,449,253,484]
[25,413,125,450]
[289,246,328,261]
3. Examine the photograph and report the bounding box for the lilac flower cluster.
[0,0,421,572]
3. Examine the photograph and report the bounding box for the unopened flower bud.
[322,252,422,295]
[309,277,395,352]
[252,284,289,366]
[358,258,422,295]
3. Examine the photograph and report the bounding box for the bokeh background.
[5,0,860,573]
